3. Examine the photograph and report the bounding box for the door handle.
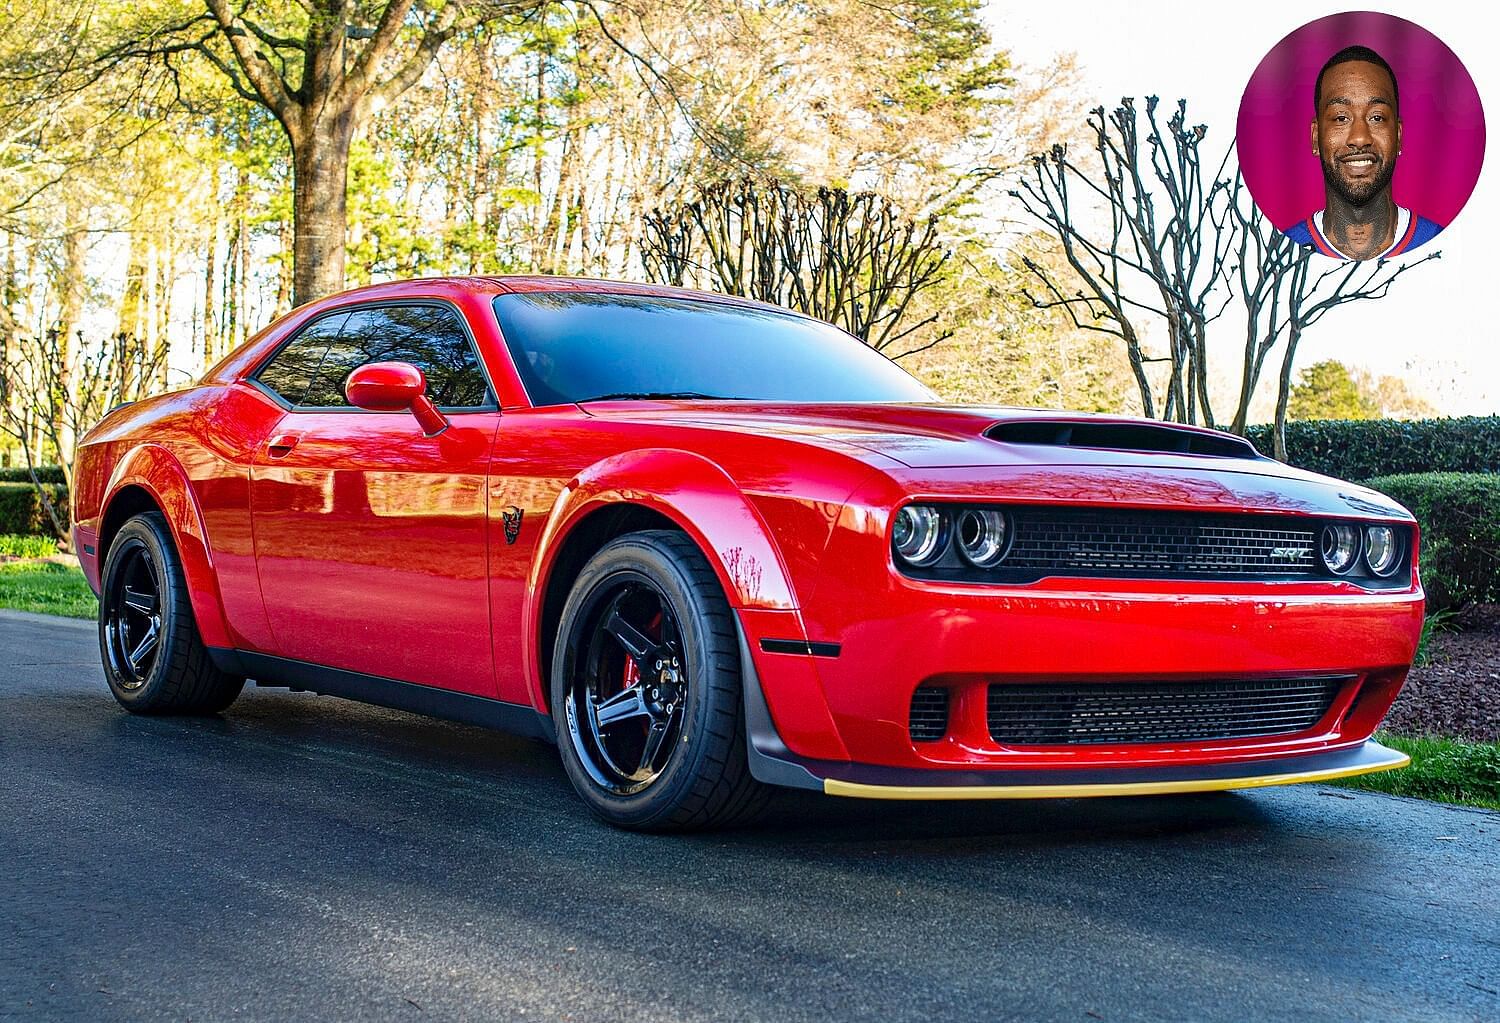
[266,433,301,458]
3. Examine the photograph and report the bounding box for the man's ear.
[1396,116,1403,155]
[1309,118,1319,155]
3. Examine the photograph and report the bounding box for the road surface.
[2,609,1496,1022]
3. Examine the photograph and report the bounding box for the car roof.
[306,274,809,320]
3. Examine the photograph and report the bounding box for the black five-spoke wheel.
[103,537,164,689]
[569,580,688,795]
[552,530,770,831]
[97,512,244,715]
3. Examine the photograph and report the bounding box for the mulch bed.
[1383,605,1500,742]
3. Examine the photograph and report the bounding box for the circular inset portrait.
[1237,12,1484,261]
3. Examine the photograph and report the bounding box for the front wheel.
[551,530,769,831]
[99,511,244,715]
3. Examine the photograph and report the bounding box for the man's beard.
[1322,151,1397,207]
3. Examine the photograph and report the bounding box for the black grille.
[986,677,1346,745]
[909,687,950,742]
[1004,507,1319,578]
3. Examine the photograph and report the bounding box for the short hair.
[1314,45,1399,113]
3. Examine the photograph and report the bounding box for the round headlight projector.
[1319,524,1360,575]
[957,508,1010,567]
[1364,524,1402,577]
[893,505,947,566]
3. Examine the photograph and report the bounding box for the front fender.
[521,448,809,710]
[100,445,233,650]
[528,446,800,614]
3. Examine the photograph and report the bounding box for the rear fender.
[99,445,233,650]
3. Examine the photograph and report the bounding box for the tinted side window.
[302,304,490,408]
[256,313,350,405]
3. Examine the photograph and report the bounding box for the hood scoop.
[986,420,1260,459]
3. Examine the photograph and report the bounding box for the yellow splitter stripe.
[823,748,1410,800]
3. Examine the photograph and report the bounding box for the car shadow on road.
[159,685,1285,852]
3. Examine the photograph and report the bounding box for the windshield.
[492,292,936,406]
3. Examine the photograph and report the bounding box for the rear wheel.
[99,512,243,715]
[551,530,770,831]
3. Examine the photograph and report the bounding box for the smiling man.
[1283,44,1441,260]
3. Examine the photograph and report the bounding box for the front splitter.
[817,740,1410,800]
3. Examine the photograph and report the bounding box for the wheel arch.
[97,445,233,649]
[523,448,803,711]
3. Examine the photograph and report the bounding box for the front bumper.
[735,619,1412,797]
[733,564,1423,792]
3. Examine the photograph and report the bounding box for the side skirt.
[208,647,555,743]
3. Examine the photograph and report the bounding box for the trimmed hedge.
[0,482,68,536]
[1248,417,1500,479]
[0,464,66,485]
[1369,473,1500,613]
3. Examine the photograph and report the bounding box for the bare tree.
[0,330,166,542]
[1266,253,1437,458]
[1011,97,1435,450]
[640,178,952,358]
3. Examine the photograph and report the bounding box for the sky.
[985,0,1498,414]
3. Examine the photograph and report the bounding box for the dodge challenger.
[71,276,1422,830]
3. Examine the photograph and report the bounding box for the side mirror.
[345,361,449,437]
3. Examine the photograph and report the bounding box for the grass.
[0,558,97,619]
[1331,733,1500,811]
[0,533,59,558]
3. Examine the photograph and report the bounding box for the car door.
[248,301,501,697]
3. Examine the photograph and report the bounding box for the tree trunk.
[291,117,356,306]
[275,218,293,317]
[1272,326,1301,461]
[53,217,84,478]
[539,127,580,273]
[157,238,175,389]
[202,219,218,365]
[224,180,240,353]
[237,208,250,347]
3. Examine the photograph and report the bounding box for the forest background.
[1,0,1480,475]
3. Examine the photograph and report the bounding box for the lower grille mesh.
[909,687,950,742]
[987,677,1345,745]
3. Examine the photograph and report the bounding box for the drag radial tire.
[551,530,771,831]
[98,511,244,715]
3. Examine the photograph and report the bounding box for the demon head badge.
[502,505,524,544]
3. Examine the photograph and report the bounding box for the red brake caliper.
[620,611,664,694]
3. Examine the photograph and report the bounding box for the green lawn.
[0,559,98,619]
[1330,733,1500,811]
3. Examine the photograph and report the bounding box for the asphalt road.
[2,609,1497,1023]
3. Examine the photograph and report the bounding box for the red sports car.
[72,276,1422,830]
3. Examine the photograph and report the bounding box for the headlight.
[1319,523,1360,575]
[956,508,1010,567]
[893,505,948,566]
[1364,525,1402,577]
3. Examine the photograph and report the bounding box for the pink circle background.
[1236,11,1485,235]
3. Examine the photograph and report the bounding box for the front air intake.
[909,687,950,743]
[987,676,1348,745]
[987,420,1259,459]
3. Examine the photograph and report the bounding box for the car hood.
[582,400,1271,471]
[577,401,1411,520]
